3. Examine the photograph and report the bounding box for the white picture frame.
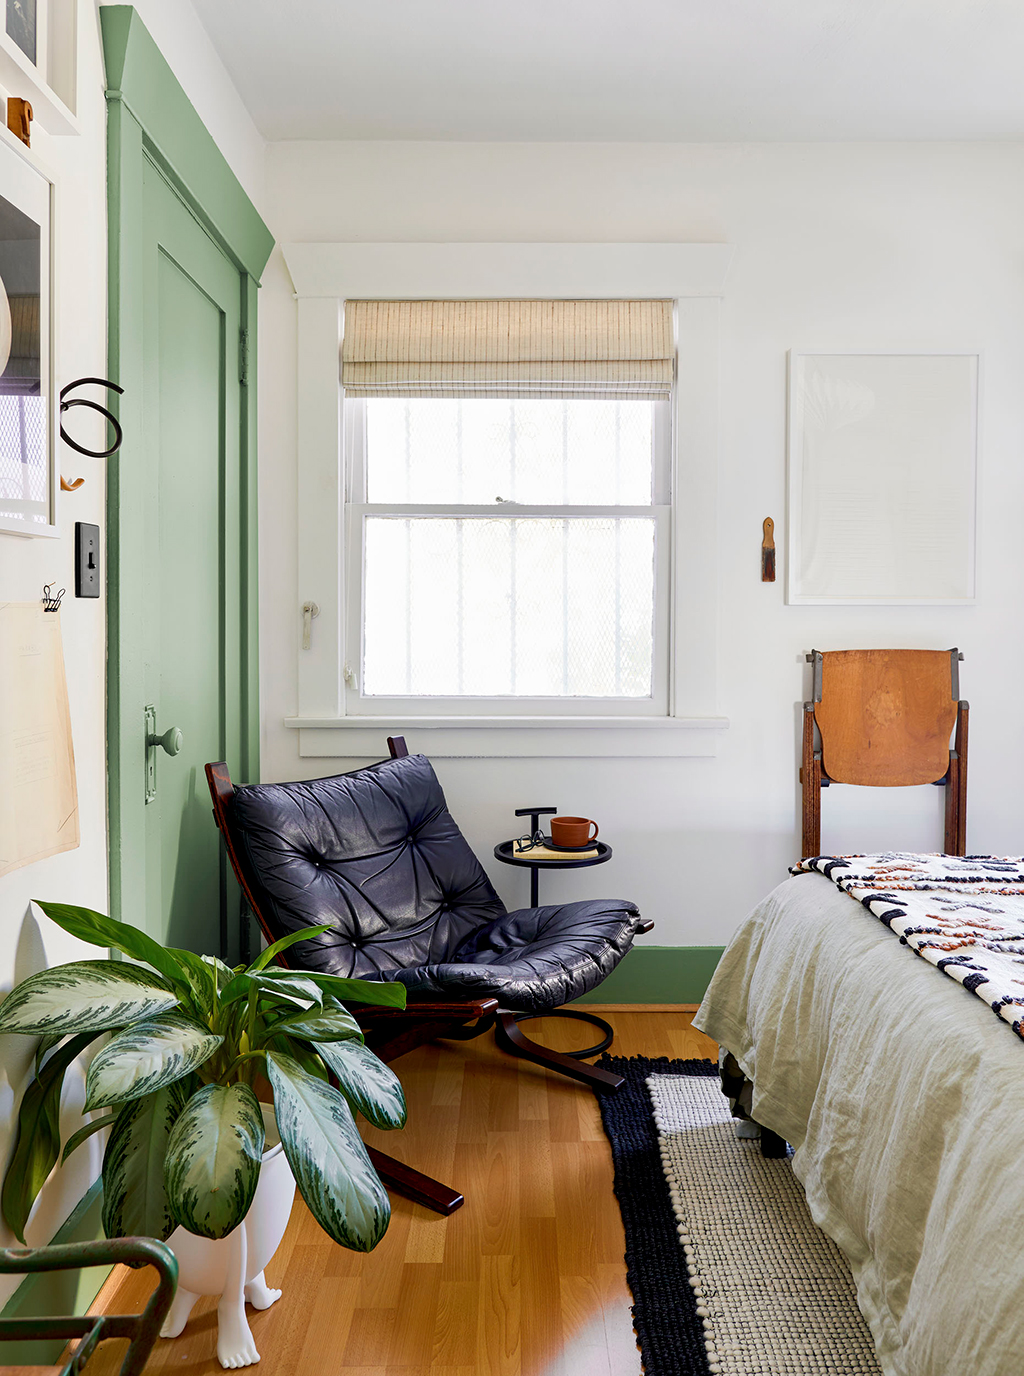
[0,130,55,539]
[787,351,978,605]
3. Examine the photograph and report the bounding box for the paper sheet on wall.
[789,353,978,603]
[0,603,79,878]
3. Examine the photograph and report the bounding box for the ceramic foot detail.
[160,1287,199,1339]
[216,1298,261,1369]
[161,1111,296,1370]
[244,1272,282,1310]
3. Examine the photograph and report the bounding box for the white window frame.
[343,396,673,716]
[283,242,734,758]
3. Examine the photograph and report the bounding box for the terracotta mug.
[550,816,599,848]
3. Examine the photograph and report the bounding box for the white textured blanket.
[792,852,1024,1037]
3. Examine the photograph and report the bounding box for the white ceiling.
[190,0,1024,142]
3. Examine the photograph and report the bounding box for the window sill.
[283,715,729,758]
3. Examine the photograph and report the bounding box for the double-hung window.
[341,299,674,717]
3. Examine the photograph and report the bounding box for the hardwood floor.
[84,1008,716,1376]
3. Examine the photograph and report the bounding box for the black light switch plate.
[75,522,100,598]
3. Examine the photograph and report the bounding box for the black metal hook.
[59,377,124,459]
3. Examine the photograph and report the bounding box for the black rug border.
[596,1054,718,1376]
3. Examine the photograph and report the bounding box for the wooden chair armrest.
[636,919,655,935]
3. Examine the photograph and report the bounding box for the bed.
[695,868,1024,1376]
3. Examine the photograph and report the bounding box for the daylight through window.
[342,300,674,712]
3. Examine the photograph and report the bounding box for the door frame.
[102,6,273,926]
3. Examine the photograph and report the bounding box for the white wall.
[0,0,265,1300]
[259,140,1024,948]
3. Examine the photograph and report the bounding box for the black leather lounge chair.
[206,736,652,1214]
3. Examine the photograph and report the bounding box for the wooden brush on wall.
[761,517,776,582]
[7,98,32,147]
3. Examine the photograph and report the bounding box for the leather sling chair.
[206,736,653,1215]
[801,648,968,859]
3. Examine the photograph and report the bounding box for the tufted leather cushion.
[385,899,642,1011]
[230,754,504,978]
[229,753,642,1010]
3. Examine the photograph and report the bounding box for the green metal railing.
[0,1237,177,1375]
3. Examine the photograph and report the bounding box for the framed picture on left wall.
[0,131,54,538]
[6,0,38,65]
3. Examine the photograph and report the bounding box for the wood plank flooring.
[83,1008,716,1376]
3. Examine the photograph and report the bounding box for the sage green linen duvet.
[695,871,1024,1376]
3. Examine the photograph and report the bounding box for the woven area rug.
[597,1056,882,1376]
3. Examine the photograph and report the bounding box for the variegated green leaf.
[84,1012,223,1111]
[203,954,236,986]
[61,1112,118,1164]
[266,1051,390,1252]
[268,1001,362,1043]
[247,924,333,973]
[33,901,191,996]
[164,1083,265,1240]
[1,1032,96,1242]
[0,961,177,1038]
[247,970,325,1003]
[314,1038,407,1130]
[220,969,324,1009]
[294,972,407,1009]
[34,1032,64,1072]
[102,1081,189,1241]
[163,947,218,1013]
[270,1036,330,1082]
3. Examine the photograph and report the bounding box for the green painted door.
[104,8,271,966]
[137,157,244,956]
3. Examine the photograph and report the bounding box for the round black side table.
[493,837,613,907]
[493,814,615,1059]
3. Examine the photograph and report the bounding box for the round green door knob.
[148,726,183,756]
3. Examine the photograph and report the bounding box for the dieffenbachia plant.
[0,902,407,1253]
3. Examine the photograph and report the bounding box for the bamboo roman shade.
[341,299,675,398]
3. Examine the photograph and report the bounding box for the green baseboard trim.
[573,945,725,1004]
[0,1179,110,1366]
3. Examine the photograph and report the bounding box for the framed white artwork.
[787,352,978,605]
[0,130,55,538]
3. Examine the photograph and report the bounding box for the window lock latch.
[343,663,357,687]
[301,601,320,650]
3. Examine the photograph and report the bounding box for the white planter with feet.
[160,1105,295,1369]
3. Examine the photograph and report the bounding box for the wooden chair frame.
[206,737,647,1215]
[801,649,969,858]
